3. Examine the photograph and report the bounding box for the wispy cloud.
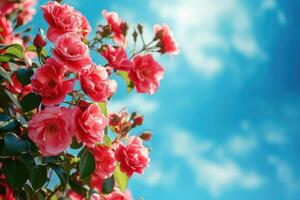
[108,95,159,114]
[268,156,300,195]
[226,135,258,156]
[135,163,178,187]
[150,0,266,78]
[260,0,287,25]
[166,127,265,197]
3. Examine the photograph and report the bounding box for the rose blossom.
[102,10,127,47]
[129,54,164,95]
[154,24,179,55]
[52,32,92,72]
[108,111,132,135]
[74,104,108,147]
[28,107,74,156]
[67,190,100,200]
[92,145,116,179]
[115,136,150,177]
[0,0,18,17]
[31,58,74,106]
[79,65,111,102]
[16,0,37,26]
[101,45,132,71]
[41,1,91,42]
[0,16,14,44]
[103,188,132,200]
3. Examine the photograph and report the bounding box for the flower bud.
[140,131,152,141]
[33,34,46,48]
[133,115,144,126]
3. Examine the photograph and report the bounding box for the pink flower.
[16,0,36,26]
[53,32,92,72]
[108,79,118,96]
[31,58,74,106]
[0,16,14,44]
[67,190,100,200]
[101,45,132,71]
[41,1,91,42]
[0,1,18,17]
[0,175,15,200]
[92,145,116,179]
[115,136,150,177]
[74,104,108,147]
[102,10,127,47]
[154,24,179,55]
[28,107,74,156]
[129,54,164,95]
[103,188,132,200]
[108,111,132,135]
[79,65,111,102]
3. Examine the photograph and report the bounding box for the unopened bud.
[33,34,46,48]
[121,22,129,36]
[137,24,143,34]
[132,30,138,42]
[140,131,152,141]
[133,115,144,126]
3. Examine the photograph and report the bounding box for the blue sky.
[31,0,300,199]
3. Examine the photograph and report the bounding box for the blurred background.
[32,0,300,199]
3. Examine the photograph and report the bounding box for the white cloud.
[151,0,266,78]
[167,127,265,197]
[260,0,287,25]
[265,131,287,146]
[268,156,300,194]
[135,163,178,187]
[226,135,258,156]
[108,95,158,114]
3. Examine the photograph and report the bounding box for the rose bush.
[0,0,178,199]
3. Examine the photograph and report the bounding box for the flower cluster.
[0,1,178,200]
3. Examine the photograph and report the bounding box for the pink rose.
[16,0,36,26]
[108,79,118,96]
[102,10,127,47]
[92,145,116,179]
[0,0,18,17]
[115,136,150,177]
[129,54,164,95]
[28,107,74,156]
[108,111,132,135]
[0,16,14,44]
[79,65,111,102]
[41,1,91,42]
[101,45,132,71]
[67,190,100,200]
[74,104,108,147]
[103,188,132,200]
[154,24,179,55]
[31,58,74,106]
[53,32,92,72]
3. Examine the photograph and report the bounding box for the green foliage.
[20,92,42,112]
[114,165,129,192]
[117,71,134,93]
[80,148,96,178]
[30,165,48,190]
[102,176,115,194]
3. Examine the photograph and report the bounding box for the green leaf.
[5,44,24,59]
[0,66,12,84]
[30,165,48,190]
[0,55,10,62]
[113,165,128,192]
[4,89,21,108]
[117,71,134,93]
[43,156,61,164]
[52,166,67,189]
[98,102,107,116]
[69,180,86,195]
[2,159,30,189]
[103,135,112,147]
[0,114,18,132]
[3,133,30,156]
[79,148,96,178]
[20,92,41,112]
[26,44,36,52]
[70,136,83,149]
[102,175,115,194]
[16,68,34,86]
